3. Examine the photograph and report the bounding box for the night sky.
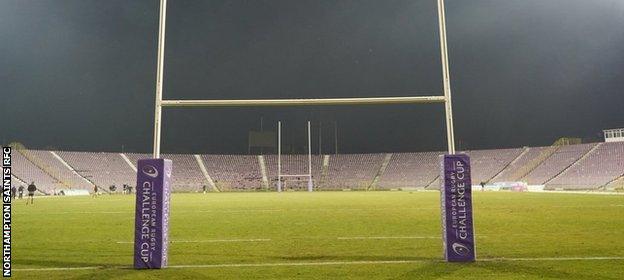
[1,0,623,154]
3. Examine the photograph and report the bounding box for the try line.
[14,256,624,272]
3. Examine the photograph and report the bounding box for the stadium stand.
[126,153,207,192]
[10,150,59,191]
[201,155,263,191]
[547,142,624,189]
[26,150,92,190]
[466,148,524,184]
[522,143,597,185]
[324,153,385,189]
[9,142,624,192]
[607,175,624,191]
[57,151,134,189]
[378,152,442,189]
[491,146,549,182]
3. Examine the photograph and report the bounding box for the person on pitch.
[18,185,25,199]
[11,185,17,200]
[92,185,99,198]
[26,181,37,205]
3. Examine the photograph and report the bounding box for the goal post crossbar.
[159,96,446,107]
[151,0,456,158]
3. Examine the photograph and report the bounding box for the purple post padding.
[439,154,476,262]
[134,158,172,269]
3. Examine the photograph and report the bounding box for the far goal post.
[277,121,313,192]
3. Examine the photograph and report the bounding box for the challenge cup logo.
[452,242,470,256]
[142,165,159,178]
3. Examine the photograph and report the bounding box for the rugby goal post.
[133,0,475,269]
[151,0,456,158]
[276,121,313,192]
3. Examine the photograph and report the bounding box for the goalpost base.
[440,154,476,262]
[133,158,172,269]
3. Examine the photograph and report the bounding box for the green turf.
[12,191,624,279]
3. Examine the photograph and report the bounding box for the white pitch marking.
[13,256,624,272]
[296,207,439,211]
[116,239,271,244]
[41,211,132,214]
[195,207,437,213]
[15,266,106,271]
[552,205,624,208]
[196,209,283,213]
[337,236,438,240]
[480,256,624,262]
[25,207,439,215]
[533,191,624,196]
[168,260,423,269]
[172,239,271,243]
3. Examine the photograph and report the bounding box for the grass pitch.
[12,191,624,279]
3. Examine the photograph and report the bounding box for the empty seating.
[523,143,596,185]
[324,154,384,189]
[26,150,91,190]
[58,151,135,189]
[202,155,263,191]
[548,142,624,189]
[9,151,59,191]
[378,152,442,189]
[466,148,524,184]
[8,142,623,192]
[493,146,549,182]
